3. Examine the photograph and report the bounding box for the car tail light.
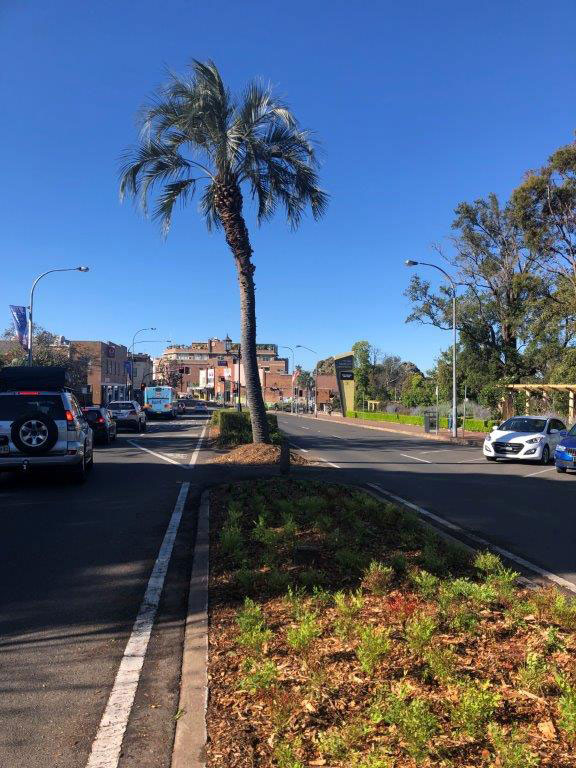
[18,391,40,395]
[97,416,105,424]
[65,410,78,431]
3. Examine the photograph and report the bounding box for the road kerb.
[171,489,210,768]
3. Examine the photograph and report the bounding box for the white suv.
[0,366,94,482]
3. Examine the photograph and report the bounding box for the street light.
[295,344,318,416]
[129,327,157,397]
[405,259,457,438]
[27,266,90,365]
[279,345,296,413]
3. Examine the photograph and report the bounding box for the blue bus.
[143,386,179,418]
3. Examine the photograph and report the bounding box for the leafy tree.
[316,356,335,374]
[352,340,372,407]
[119,60,327,443]
[401,373,436,407]
[406,194,547,387]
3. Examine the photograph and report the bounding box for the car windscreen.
[499,418,546,433]
[0,394,65,421]
[108,402,134,410]
[568,424,576,437]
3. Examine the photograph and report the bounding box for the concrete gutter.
[171,490,210,768]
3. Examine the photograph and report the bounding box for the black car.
[82,407,117,445]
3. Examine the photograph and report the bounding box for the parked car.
[483,415,567,464]
[0,366,94,482]
[82,406,117,445]
[192,402,209,416]
[176,399,186,415]
[554,424,576,473]
[107,400,147,432]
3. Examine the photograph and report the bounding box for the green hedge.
[212,409,282,445]
[346,411,498,433]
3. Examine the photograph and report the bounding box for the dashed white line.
[367,482,576,595]
[290,442,309,452]
[400,453,432,464]
[523,466,557,478]
[419,448,452,454]
[300,426,311,430]
[85,482,191,768]
[128,441,181,466]
[318,457,341,468]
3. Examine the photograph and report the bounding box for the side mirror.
[550,428,559,434]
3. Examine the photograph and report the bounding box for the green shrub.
[220,522,244,563]
[488,724,540,768]
[335,547,370,574]
[451,681,501,738]
[410,569,439,599]
[236,598,272,652]
[355,625,391,674]
[350,751,392,768]
[238,658,278,692]
[422,645,458,683]
[361,561,394,595]
[554,671,576,740]
[379,687,439,762]
[334,590,364,639]
[286,611,321,652]
[217,409,281,446]
[517,652,548,694]
[405,614,437,655]
[474,550,504,575]
[274,739,305,768]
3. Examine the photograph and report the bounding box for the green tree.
[352,340,372,408]
[120,61,327,443]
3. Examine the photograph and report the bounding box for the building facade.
[131,352,153,392]
[71,340,128,405]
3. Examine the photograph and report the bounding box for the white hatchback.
[483,416,567,464]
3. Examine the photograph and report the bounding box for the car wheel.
[141,420,147,433]
[134,422,140,433]
[104,431,111,446]
[11,412,59,455]
[556,466,567,473]
[86,447,94,470]
[540,445,550,465]
[485,456,497,462]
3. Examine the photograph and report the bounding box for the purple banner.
[9,305,29,351]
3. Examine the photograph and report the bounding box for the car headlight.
[526,436,544,444]
[557,445,566,452]
[484,434,492,442]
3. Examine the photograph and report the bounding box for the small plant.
[285,584,307,617]
[410,569,439,599]
[390,552,409,576]
[451,680,501,738]
[236,598,272,653]
[544,625,565,653]
[350,750,391,768]
[422,645,458,683]
[551,592,576,629]
[385,593,420,626]
[405,613,437,655]
[355,625,391,674]
[418,544,448,575]
[474,550,503,575]
[286,610,321,652]
[220,521,244,562]
[333,590,364,639]
[274,738,304,768]
[238,658,278,692]
[361,561,394,595]
[334,547,370,574]
[316,728,349,760]
[554,671,576,741]
[488,723,540,768]
[517,652,548,694]
[381,687,439,762]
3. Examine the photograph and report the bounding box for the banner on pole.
[9,305,29,350]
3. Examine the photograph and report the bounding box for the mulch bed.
[212,443,309,466]
[206,479,576,768]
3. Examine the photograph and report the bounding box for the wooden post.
[569,390,575,424]
[525,389,530,415]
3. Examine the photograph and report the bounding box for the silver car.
[0,386,94,482]
[107,400,147,432]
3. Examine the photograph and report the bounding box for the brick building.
[70,340,128,405]
[157,338,290,404]
[315,374,338,411]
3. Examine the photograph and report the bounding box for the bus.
[143,386,180,418]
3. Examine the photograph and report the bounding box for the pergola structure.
[506,384,576,422]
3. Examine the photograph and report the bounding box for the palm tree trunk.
[216,181,270,443]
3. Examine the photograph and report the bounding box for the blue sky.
[1,0,575,374]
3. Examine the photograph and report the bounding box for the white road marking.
[400,453,431,464]
[85,482,191,768]
[289,442,309,452]
[367,483,576,595]
[524,466,557,478]
[318,457,341,468]
[128,441,181,466]
[330,434,341,438]
[300,426,310,430]
[419,448,452,454]
[189,424,207,466]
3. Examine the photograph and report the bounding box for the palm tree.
[119,60,327,442]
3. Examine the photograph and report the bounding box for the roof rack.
[0,366,72,393]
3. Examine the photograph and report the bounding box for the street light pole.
[280,345,295,413]
[405,260,458,438]
[27,266,89,365]
[295,344,318,416]
[129,327,156,397]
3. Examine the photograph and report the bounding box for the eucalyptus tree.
[119,61,327,442]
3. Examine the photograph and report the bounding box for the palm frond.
[153,178,197,236]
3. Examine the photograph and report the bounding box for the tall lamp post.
[28,266,90,365]
[279,345,295,413]
[129,327,156,397]
[295,344,318,416]
[405,260,458,438]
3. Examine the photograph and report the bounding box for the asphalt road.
[0,413,211,768]
[279,413,576,589]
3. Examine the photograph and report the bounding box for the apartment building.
[70,340,128,405]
